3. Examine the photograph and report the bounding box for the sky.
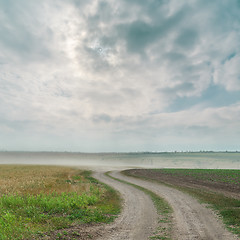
[0,0,240,152]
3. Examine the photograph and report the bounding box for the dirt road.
[94,170,238,240]
[92,171,158,240]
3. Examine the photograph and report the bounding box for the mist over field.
[0,152,239,169]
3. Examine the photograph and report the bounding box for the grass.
[0,165,121,240]
[152,169,240,186]
[106,171,173,240]
[124,169,240,238]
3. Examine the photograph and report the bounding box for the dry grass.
[0,165,121,239]
[0,165,92,196]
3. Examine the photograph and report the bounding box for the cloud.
[0,0,54,63]
[0,0,240,151]
[175,28,198,50]
[214,53,240,91]
[92,113,112,123]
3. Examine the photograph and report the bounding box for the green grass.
[82,171,121,221]
[0,188,101,239]
[0,167,121,240]
[106,172,173,240]
[153,169,240,185]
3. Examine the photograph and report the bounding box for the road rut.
[108,171,238,240]
[93,171,158,240]
[94,170,238,240]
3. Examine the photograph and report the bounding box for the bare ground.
[126,169,240,200]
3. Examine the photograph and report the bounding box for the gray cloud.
[116,5,190,55]
[0,1,53,62]
[175,28,198,50]
[0,0,240,151]
[160,82,195,97]
[92,113,112,123]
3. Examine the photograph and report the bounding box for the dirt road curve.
[93,171,158,240]
[94,170,238,240]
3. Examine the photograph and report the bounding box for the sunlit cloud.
[0,0,240,151]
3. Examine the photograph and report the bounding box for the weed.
[0,165,121,239]
[72,231,80,236]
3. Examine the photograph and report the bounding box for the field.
[0,152,239,239]
[124,168,240,237]
[0,165,121,240]
[127,169,240,198]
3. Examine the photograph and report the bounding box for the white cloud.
[0,0,239,151]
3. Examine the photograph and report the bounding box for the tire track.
[110,171,238,240]
[92,171,158,240]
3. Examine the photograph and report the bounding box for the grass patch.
[152,169,240,186]
[82,171,121,222]
[0,165,121,239]
[106,172,173,240]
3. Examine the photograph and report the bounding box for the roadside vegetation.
[0,165,121,240]
[124,168,240,237]
[106,172,173,240]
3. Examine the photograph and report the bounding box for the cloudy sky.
[0,0,240,152]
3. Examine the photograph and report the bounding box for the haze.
[0,152,239,170]
[0,0,240,152]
